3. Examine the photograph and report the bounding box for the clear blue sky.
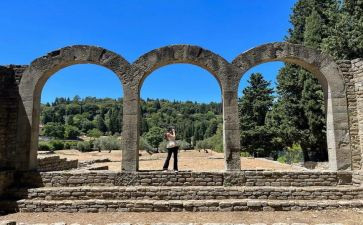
[0,0,296,103]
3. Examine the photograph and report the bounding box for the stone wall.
[27,185,363,201]
[353,170,363,185]
[0,67,18,170]
[37,156,78,172]
[17,171,352,188]
[351,59,363,171]
[16,197,363,213]
[338,60,360,170]
[0,65,26,170]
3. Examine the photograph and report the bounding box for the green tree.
[94,115,107,133]
[269,0,339,161]
[87,128,103,139]
[65,115,74,126]
[64,125,81,140]
[304,10,323,49]
[322,0,363,59]
[81,119,95,133]
[42,122,65,139]
[40,96,224,151]
[105,107,121,134]
[238,73,275,157]
[301,75,327,160]
[143,127,165,150]
[40,107,54,124]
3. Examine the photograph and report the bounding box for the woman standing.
[162,127,179,172]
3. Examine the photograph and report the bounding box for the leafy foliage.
[277,144,304,164]
[49,140,65,150]
[76,141,92,152]
[143,127,165,150]
[42,122,65,139]
[87,128,103,139]
[41,97,222,144]
[64,125,81,140]
[38,141,52,151]
[238,73,275,157]
[93,136,121,150]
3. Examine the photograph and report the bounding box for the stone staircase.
[2,170,363,213]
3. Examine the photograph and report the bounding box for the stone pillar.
[326,94,351,170]
[222,90,241,171]
[337,60,361,170]
[0,65,27,170]
[0,66,17,170]
[352,59,363,170]
[121,85,139,171]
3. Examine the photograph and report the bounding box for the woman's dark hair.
[165,127,174,140]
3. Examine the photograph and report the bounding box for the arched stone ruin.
[1,42,363,214]
[0,42,360,172]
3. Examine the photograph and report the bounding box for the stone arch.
[132,45,238,91]
[120,45,243,171]
[17,45,130,170]
[232,42,351,170]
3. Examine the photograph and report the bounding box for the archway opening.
[138,64,223,172]
[238,62,328,171]
[38,64,124,171]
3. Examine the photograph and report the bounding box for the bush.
[177,140,192,150]
[195,124,223,153]
[64,141,78,149]
[42,122,65,139]
[64,125,81,140]
[87,128,103,139]
[276,144,304,164]
[38,141,52,151]
[240,151,251,157]
[93,136,121,151]
[76,141,92,152]
[139,136,155,151]
[50,140,65,150]
[196,139,212,151]
[143,127,165,149]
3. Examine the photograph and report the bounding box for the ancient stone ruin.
[0,42,363,213]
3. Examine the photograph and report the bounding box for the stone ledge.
[37,156,78,172]
[15,198,363,212]
[24,185,363,201]
[17,170,352,187]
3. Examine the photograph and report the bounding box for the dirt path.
[2,210,362,224]
[49,149,305,171]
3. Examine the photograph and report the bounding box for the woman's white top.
[166,133,177,148]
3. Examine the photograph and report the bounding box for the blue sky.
[0,0,296,103]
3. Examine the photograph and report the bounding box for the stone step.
[25,185,363,201]
[18,170,352,187]
[16,198,363,212]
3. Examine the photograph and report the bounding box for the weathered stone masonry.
[0,65,26,170]
[337,60,360,171]
[0,43,362,173]
[37,156,78,172]
[16,171,352,187]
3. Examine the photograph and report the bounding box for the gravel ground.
[1,210,363,224]
[51,149,305,172]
